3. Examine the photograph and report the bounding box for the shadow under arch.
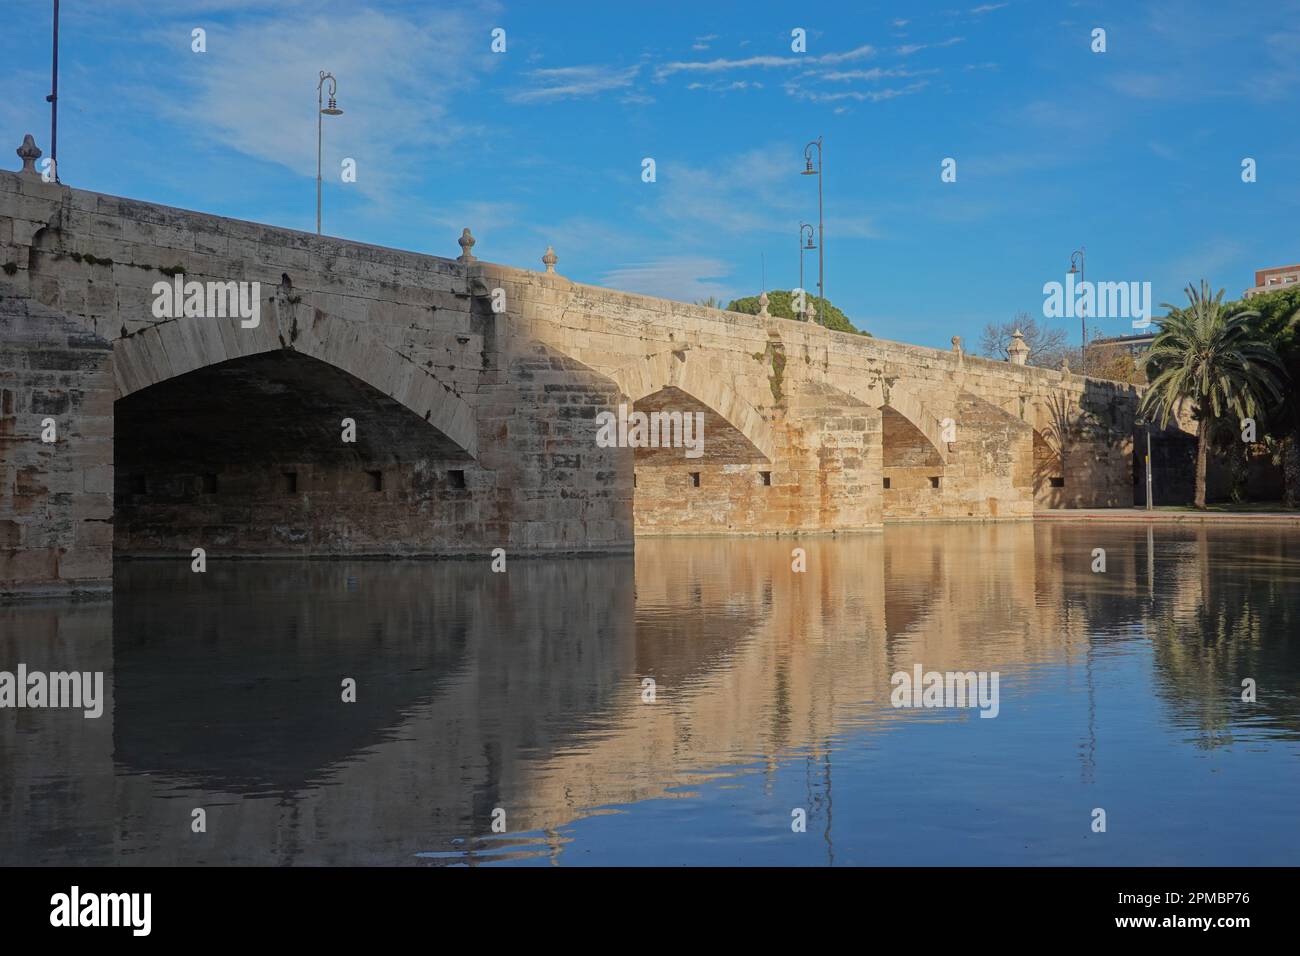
[879,391,950,466]
[1032,427,1065,501]
[113,349,475,556]
[609,349,776,462]
[879,406,946,515]
[112,307,478,458]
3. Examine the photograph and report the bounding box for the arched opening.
[631,386,771,533]
[1033,428,1066,506]
[113,350,477,556]
[880,406,946,518]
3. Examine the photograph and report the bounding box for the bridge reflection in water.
[2,524,1299,865]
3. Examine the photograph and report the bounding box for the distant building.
[1086,331,1157,359]
[1083,331,1158,382]
[1244,264,1300,298]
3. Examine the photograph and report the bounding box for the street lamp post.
[1068,246,1086,360]
[316,71,343,235]
[799,222,816,321]
[46,0,59,182]
[1133,412,1155,510]
[801,137,824,324]
[1145,423,1154,510]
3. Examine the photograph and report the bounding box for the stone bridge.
[0,137,1141,596]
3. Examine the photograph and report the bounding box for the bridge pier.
[0,292,114,597]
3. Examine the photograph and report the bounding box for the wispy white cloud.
[656,54,805,78]
[599,257,737,303]
[897,37,965,56]
[639,146,881,242]
[510,64,641,102]
[1103,3,1300,104]
[816,44,880,64]
[1108,72,1182,99]
[820,67,933,82]
[785,81,930,103]
[686,80,764,92]
[1249,29,1300,100]
[428,200,524,238]
[970,3,1009,14]
[1146,141,1179,161]
[654,44,875,80]
[129,4,494,209]
[1163,240,1248,292]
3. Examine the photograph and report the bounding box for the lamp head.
[322,97,343,115]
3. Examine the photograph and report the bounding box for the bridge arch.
[878,386,951,466]
[112,346,478,557]
[111,307,478,458]
[879,405,948,517]
[608,349,776,462]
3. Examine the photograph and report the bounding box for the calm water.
[2,523,1299,866]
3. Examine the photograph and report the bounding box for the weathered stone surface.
[0,285,113,596]
[0,164,1145,596]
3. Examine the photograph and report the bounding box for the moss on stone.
[766,343,787,404]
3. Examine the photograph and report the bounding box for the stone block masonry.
[0,287,114,596]
[0,141,1146,596]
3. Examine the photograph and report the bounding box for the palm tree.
[1140,281,1287,509]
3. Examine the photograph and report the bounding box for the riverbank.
[1037,506,1300,525]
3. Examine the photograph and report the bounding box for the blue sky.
[3,0,1299,350]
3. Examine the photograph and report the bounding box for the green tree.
[1224,286,1300,506]
[727,290,867,335]
[1140,281,1287,509]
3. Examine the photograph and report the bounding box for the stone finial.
[1007,328,1030,366]
[542,245,558,274]
[457,227,477,263]
[951,335,962,353]
[758,290,770,317]
[16,134,41,176]
[1060,356,1071,376]
[806,299,817,324]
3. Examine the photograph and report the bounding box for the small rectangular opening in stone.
[281,472,298,494]
[760,471,771,486]
[1049,476,1065,488]
[690,472,701,488]
[448,469,466,489]
[883,476,891,489]
[201,473,218,494]
[929,476,941,489]
[367,470,383,492]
